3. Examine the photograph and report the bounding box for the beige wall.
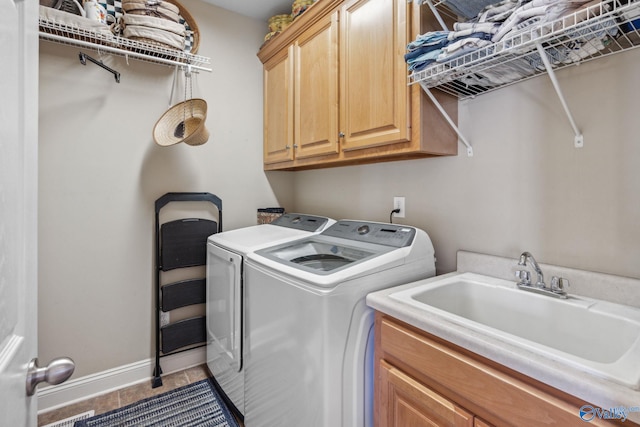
[38,2,640,382]
[291,49,640,280]
[38,1,292,377]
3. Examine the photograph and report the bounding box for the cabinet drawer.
[379,359,473,427]
[378,315,621,427]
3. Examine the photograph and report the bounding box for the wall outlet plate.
[393,196,405,218]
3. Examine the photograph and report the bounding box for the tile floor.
[37,364,226,426]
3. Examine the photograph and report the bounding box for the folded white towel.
[121,13,186,36]
[123,25,185,50]
[39,5,114,40]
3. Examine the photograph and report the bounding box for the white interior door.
[0,1,40,425]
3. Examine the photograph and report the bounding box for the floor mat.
[73,379,238,427]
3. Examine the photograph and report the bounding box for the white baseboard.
[37,347,206,414]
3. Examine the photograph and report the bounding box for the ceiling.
[201,0,293,22]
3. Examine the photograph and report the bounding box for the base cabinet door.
[379,360,474,427]
[375,313,634,427]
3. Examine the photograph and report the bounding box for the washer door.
[206,244,242,372]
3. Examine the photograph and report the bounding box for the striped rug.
[74,379,239,427]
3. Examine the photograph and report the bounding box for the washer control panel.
[322,220,416,247]
[272,213,330,232]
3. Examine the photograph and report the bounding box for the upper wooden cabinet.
[263,46,294,164]
[294,11,340,160]
[258,0,458,170]
[339,0,409,152]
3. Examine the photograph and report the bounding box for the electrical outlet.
[393,196,405,218]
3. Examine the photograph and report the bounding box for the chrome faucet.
[518,251,545,288]
[515,251,569,299]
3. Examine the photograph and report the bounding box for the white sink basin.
[389,272,640,389]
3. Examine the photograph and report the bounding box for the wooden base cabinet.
[258,0,458,170]
[374,313,634,427]
[379,360,475,427]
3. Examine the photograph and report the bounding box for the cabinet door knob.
[339,132,345,138]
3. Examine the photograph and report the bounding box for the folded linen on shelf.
[405,30,450,71]
[525,14,618,68]
[121,0,181,23]
[407,30,450,51]
[406,28,497,70]
[449,22,501,39]
[491,0,594,42]
[438,0,505,20]
[39,5,115,40]
[122,25,185,50]
[453,21,501,33]
[437,37,493,61]
[476,0,523,23]
[120,13,186,36]
[407,0,620,90]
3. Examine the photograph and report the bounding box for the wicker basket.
[121,0,200,53]
[268,14,292,32]
[166,0,200,54]
[153,98,209,147]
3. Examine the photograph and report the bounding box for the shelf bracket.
[421,0,450,31]
[79,52,121,83]
[420,82,473,157]
[534,42,583,148]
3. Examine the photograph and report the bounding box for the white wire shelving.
[411,0,640,155]
[39,18,212,72]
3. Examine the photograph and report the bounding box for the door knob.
[26,357,75,396]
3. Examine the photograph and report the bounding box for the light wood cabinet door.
[378,360,474,427]
[339,0,409,152]
[294,11,340,159]
[263,46,294,165]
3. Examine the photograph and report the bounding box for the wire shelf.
[411,0,640,100]
[39,18,211,71]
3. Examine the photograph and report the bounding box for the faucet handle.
[550,276,570,294]
[515,270,531,285]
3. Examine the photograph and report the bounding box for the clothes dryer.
[243,220,436,427]
[206,213,335,416]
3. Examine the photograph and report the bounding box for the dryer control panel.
[272,213,331,232]
[321,221,416,248]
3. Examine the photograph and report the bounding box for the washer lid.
[208,214,335,253]
[278,240,378,272]
[254,235,396,276]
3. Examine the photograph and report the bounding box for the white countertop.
[367,251,640,424]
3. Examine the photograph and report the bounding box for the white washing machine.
[206,213,335,417]
[243,220,436,427]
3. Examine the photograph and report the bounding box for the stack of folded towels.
[118,0,186,50]
[406,0,616,73]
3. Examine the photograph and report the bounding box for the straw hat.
[153,98,209,146]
